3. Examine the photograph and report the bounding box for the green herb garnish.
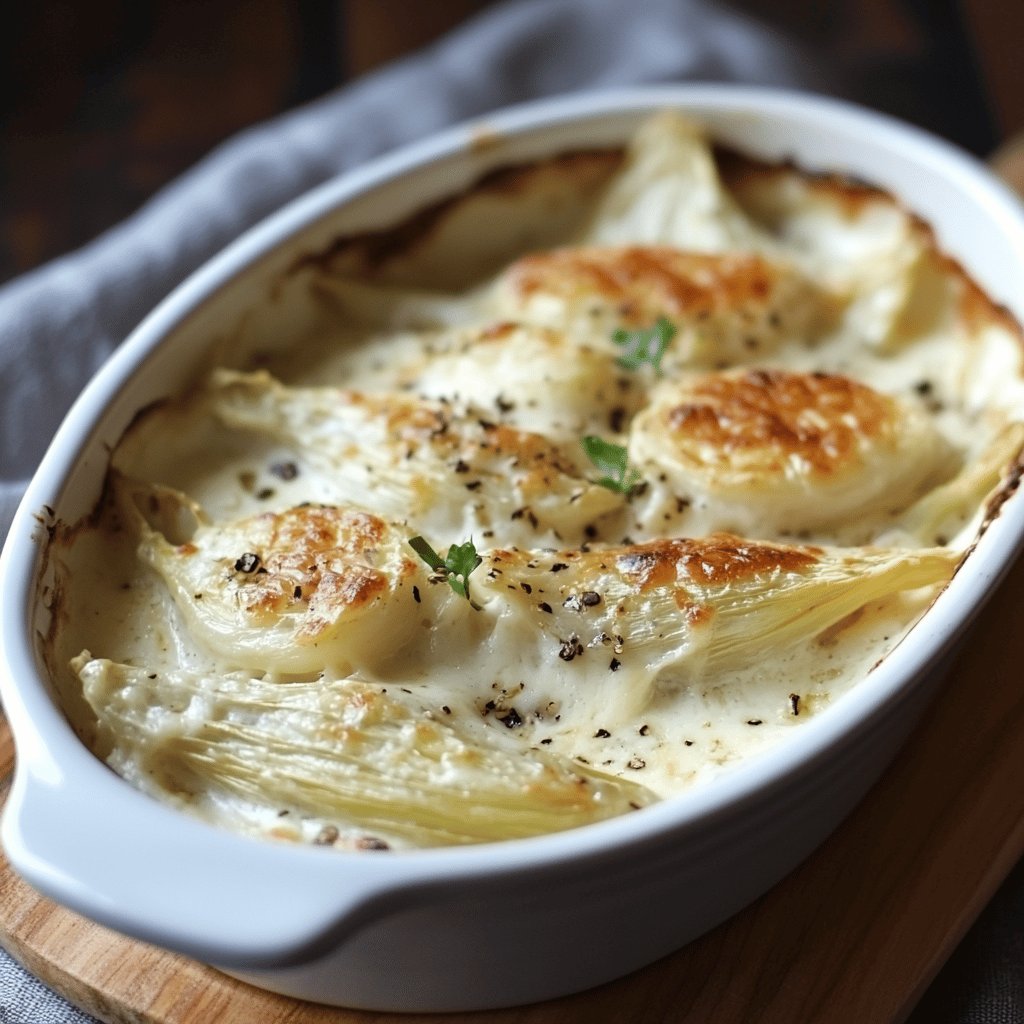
[612,317,677,374]
[409,535,483,608]
[581,436,641,494]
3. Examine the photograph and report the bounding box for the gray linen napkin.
[0,0,831,1020]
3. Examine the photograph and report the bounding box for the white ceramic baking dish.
[3,85,1024,1013]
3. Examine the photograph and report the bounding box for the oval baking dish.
[3,85,1024,1013]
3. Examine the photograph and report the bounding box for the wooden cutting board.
[2,548,1024,1024]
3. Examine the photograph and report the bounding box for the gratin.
[47,113,1024,851]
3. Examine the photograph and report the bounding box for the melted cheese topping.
[50,112,1024,852]
[205,368,622,544]
[630,367,957,535]
[389,321,642,440]
[492,246,829,364]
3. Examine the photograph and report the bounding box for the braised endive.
[205,368,622,544]
[74,658,655,847]
[114,469,957,728]
[470,535,959,722]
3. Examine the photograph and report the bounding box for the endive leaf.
[116,468,959,726]
[897,422,1024,544]
[474,534,959,722]
[206,369,622,544]
[579,111,770,251]
[112,474,454,676]
[74,657,656,848]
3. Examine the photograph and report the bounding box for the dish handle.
[0,730,430,969]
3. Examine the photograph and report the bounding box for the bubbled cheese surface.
[50,112,1024,852]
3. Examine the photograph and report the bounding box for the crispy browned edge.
[284,147,624,280]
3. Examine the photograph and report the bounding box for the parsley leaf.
[581,436,641,494]
[612,317,677,374]
[443,540,484,601]
[408,535,483,608]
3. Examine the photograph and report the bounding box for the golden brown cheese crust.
[247,508,394,636]
[487,533,821,629]
[663,368,897,478]
[485,532,823,651]
[490,532,820,575]
[628,364,958,537]
[505,245,789,328]
[613,533,820,589]
[182,506,410,642]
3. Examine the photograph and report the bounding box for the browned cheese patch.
[506,245,783,327]
[614,533,819,590]
[664,369,898,478]
[222,506,403,641]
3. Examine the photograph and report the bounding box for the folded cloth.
[0,0,833,1020]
